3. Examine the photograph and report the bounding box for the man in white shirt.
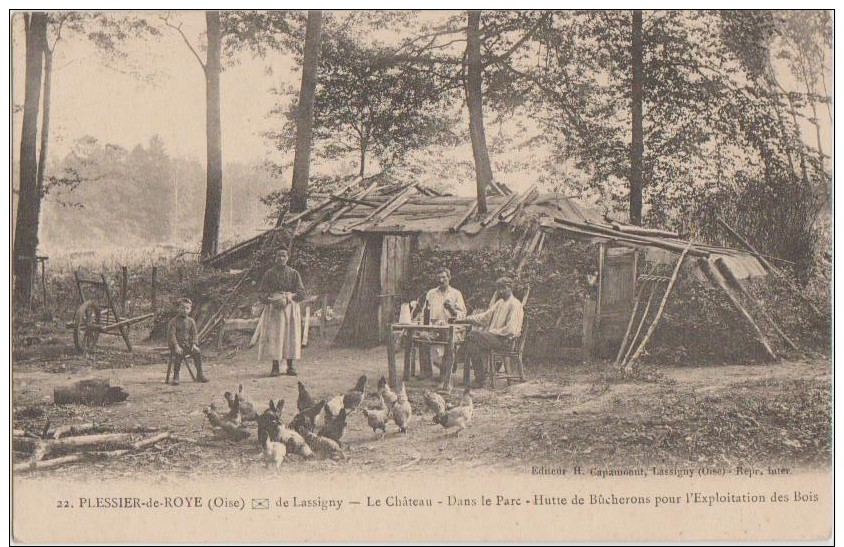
[458,276,524,387]
[415,267,466,376]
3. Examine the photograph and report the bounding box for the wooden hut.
[208,174,794,366]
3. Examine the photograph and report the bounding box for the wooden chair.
[488,319,528,388]
[163,350,196,384]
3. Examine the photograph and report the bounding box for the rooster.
[290,400,326,435]
[296,381,316,412]
[391,383,412,434]
[342,375,367,411]
[436,389,473,436]
[362,395,390,439]
[423,390,448,424]
[377,375,398,412]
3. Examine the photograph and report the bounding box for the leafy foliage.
[266,30,461,177]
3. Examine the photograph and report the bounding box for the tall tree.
[202,11,223,257]
[630,10,644,225]
[290,10,323,213]
[266,33,458,179]
[14,12,48,305]
[466,10,493,214]
[163,11,224,258]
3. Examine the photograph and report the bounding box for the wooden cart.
[69,272,155,353]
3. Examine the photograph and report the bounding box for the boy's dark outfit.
[167,314,208,383]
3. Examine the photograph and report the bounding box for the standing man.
[414,267,466,375]
[258,248,307,377]
[458,277,524,387]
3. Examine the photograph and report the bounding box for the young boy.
[167,298,209,385]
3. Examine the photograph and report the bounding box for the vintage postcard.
[10,9,833,543]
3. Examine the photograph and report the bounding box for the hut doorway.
[335,234,413,346]
[592,245,638,358]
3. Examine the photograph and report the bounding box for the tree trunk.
[290,10,323,213]
[466,10,492,215]
[630,9,644,226]
[14,12,47,305]
[36,48,52,205]
[200,10,223,259]
[359,143,367,178]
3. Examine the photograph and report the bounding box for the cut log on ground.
[13,432,171,473]
[47,422,111,439]
[14,432,135,456]
[54,379,129,406]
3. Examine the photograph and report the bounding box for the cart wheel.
[73,300,101,353]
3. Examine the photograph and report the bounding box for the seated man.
[414,267,466,376]
[458,277,524,387]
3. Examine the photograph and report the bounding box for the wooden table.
[386,323,462,392]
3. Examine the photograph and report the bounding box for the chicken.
[223,392,241,425]
[236,384,259,421]
[257,399,285,447]
[204,406,250,441]
[290,400,326,435]
[377,375,398,411]
[319,407,348,444]
[326,395,345,418]
[423,390,447,424]
[362,395,390,438]
[302,430,346,461]
[225,386,258,422]
[261,435,287,472]
[278,426,315,460]
[297,381,316,412]
[437,389,474,436]
[391,383,412,434]
[342,375,367,411]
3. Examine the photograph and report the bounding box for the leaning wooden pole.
[613,282,647,367]
[717,216,824,318]
[617,280,658,369]
[701,260,777,360]
[714,258,798,351]
[625,242,692,371]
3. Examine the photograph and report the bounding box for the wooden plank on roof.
[500,184,538,222]
[610,223,680,239]
[282,176,363,226]
[329,195,379,207]
[481,193,520,226]
[555,217,710,257]
[450,201,478,232]
[343,184,417,232]
[321,181,379,233]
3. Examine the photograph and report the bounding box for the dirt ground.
[12,329,832,480]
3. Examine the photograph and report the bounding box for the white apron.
[257,294,302,361]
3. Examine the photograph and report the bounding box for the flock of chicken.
[202,375,475,472]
